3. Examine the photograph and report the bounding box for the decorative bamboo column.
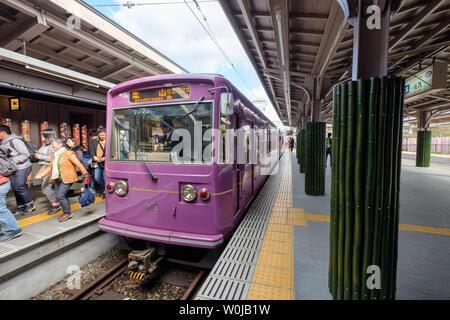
[329,76,405,300]
[305,122,325,196]
[416,130,431,167]
[298,129,306,173]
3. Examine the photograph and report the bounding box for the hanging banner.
[81,125,88,151]
[72,124,80,145]
[40,121,48,146]
[59,122,69,138]
[20,120,30,141]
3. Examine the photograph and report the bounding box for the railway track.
[68,258,205,300]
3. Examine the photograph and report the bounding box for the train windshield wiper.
[114,116,158,181]
[178,96,205,120]
[135,147,158,181]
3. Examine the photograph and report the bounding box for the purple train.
[98,74,283,249]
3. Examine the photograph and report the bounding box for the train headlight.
[114,180,128,196]
[106,182,115,193]
[198,188,210,201]
[181,184,197,202]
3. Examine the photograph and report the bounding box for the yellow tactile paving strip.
[304,213,450,237]
[17,197,104,228]
[248,156,295,300]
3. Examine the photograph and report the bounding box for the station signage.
[9,97,21,111]
[404,61,447,102]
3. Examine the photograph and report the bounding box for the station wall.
[0,95,106,183]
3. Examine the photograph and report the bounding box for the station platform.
[196,152,450,300]
[0,196,114,299]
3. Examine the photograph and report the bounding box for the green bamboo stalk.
[387,77,401,299]
[337,83,347,300]
[391,77,405,299]
[343,81,355,300]
[352,79,366,300]
[331,85,341,298]
[371,76,388,300]
[380,77,395,300]
[361,77,378,300]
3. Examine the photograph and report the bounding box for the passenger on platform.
[0,125,36,215]
[66,137,87,194]
[325,133,332,168]
[119,130,130,159]
[0,173,23,242]
[34,138,88,222]
[88,130,99,192]
[93,127,106,198]
[35,128,61,215]
[65,137,84,163]
[289,137,294,153]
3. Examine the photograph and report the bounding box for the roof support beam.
[270,0,291,126]
[311,0,348,99]
[0,14,48,50]
[389,0,444,51]
[236,0,279,117]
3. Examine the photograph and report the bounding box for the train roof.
[108,73,275,127]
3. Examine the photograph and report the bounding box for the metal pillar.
[351,0,391,80]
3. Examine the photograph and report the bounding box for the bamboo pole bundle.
[305,122,325,196]
[299,129,306,173]
[416,130,431,167]
[329,76,404,300]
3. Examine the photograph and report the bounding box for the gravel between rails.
[31,246,201,300]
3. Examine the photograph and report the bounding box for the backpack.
[81,151,92,169]
[9,137,39,163]
[0,152,18,177]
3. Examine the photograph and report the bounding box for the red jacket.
[0,176,9,186]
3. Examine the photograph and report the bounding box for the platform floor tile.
[252,265,292,289]
[247,284,292,300]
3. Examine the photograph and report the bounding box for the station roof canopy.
[219,0,450,127]
[0,0,187,103]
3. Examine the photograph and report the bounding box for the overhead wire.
[182,0,261,102]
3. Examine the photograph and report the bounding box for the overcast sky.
[84,0,283,127]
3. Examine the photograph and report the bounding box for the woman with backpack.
[0,125,35,215]
[35,128,61,215]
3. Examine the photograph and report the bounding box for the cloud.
[111,0,249,73]
[108,0,283,127]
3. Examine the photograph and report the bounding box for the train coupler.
[127,248,162,280]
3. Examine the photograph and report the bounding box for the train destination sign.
[130,86,191,103]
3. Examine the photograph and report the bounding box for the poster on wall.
[59,122,69,138]
[1,118,12,128]
[40,121,48,146]
[21,120,31,141]
[72,124,80,145]
[81,125,88,151]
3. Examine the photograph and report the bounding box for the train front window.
[110,102,213,163]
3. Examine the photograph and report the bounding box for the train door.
[233,114,241,216]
